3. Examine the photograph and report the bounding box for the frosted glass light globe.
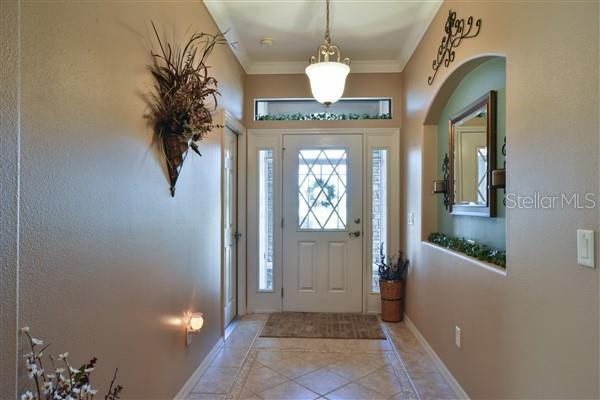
[188,314,204,332]
[305,61,350,105]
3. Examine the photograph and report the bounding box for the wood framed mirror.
[448,91,497,217]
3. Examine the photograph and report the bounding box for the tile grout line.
[224,316,424,400]
[380,320,422,400]
[228,322,265,398]
[251,335,406,398]
[257,356,390,400]
[225,318,269,399]
[190,319,265,398]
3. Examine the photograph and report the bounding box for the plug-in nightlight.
[186,312,204,346]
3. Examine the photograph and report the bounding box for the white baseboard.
[404,316,470,400]
[173,337,224,400]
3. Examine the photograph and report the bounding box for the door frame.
[246,128,400,314]
[216,109,246,338]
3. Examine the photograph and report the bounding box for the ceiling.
[203,0,442,74]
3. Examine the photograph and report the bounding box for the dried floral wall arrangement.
[146,22,227,196]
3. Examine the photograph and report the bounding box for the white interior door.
[282,134,363,312]
[224,127,237,327]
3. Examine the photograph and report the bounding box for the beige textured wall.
[244,73,403,129]
[403,1,599,398]
[2,1,244,398]
[1,1,20,398]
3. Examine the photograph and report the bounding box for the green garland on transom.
[256,112,392,121]
[428,232,506,268]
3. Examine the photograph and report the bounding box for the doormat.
[260,312,386,340]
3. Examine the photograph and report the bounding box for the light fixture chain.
[325,0,331,44]
[306,0,350,106]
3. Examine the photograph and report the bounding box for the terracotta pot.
[379,279,405,322]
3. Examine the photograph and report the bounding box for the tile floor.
[187,315,457,400]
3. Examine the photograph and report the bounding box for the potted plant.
[377,243,409,322]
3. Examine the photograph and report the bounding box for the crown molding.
[247,59,403,75]
[203,0,251,72]
[204,0,442,75]
[397,0,443,70]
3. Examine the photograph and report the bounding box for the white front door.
[224,127,237,327]
[282,134,363,312]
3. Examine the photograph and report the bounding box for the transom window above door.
[254,98,392,121]
[298,149,348,230]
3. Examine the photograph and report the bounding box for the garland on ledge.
[428,232,506,268]
[256,112,392,121]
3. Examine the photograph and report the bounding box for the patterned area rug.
[260,312,386,340]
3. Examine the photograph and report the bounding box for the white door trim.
[247,132,283,313]
[215,110,246,337]
[246,128,400,314]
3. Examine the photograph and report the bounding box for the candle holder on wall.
[491,136,506,189]
[432,153,451,212]
[491,136,507,206]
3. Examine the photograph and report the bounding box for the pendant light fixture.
[305,0,350,106]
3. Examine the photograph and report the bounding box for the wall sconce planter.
[163,135,188,197]
[428,10,482,85]
[146,22,227,197]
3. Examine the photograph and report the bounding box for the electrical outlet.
[407,212,415,225]
[455,326,461,349]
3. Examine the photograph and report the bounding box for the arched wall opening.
[420,54,507,267]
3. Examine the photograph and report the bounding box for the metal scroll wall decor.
[501,136,507,205]
[427,10,482,85]
[441,153,451,210]
[432,153,451,211]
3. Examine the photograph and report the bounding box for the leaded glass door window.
[297,149,347,230]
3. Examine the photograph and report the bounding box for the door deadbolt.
[354,218,361,224]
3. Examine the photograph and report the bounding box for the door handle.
[234,232,243,240]
[348,230,361,237]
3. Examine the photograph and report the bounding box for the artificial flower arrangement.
[376,243,410,322]
[20,327,122,400]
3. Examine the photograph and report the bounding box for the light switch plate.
[407,212,415,225]
[577,229,595,268]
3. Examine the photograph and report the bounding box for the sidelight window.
[371,149,388,292]
[258,150,274,291]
